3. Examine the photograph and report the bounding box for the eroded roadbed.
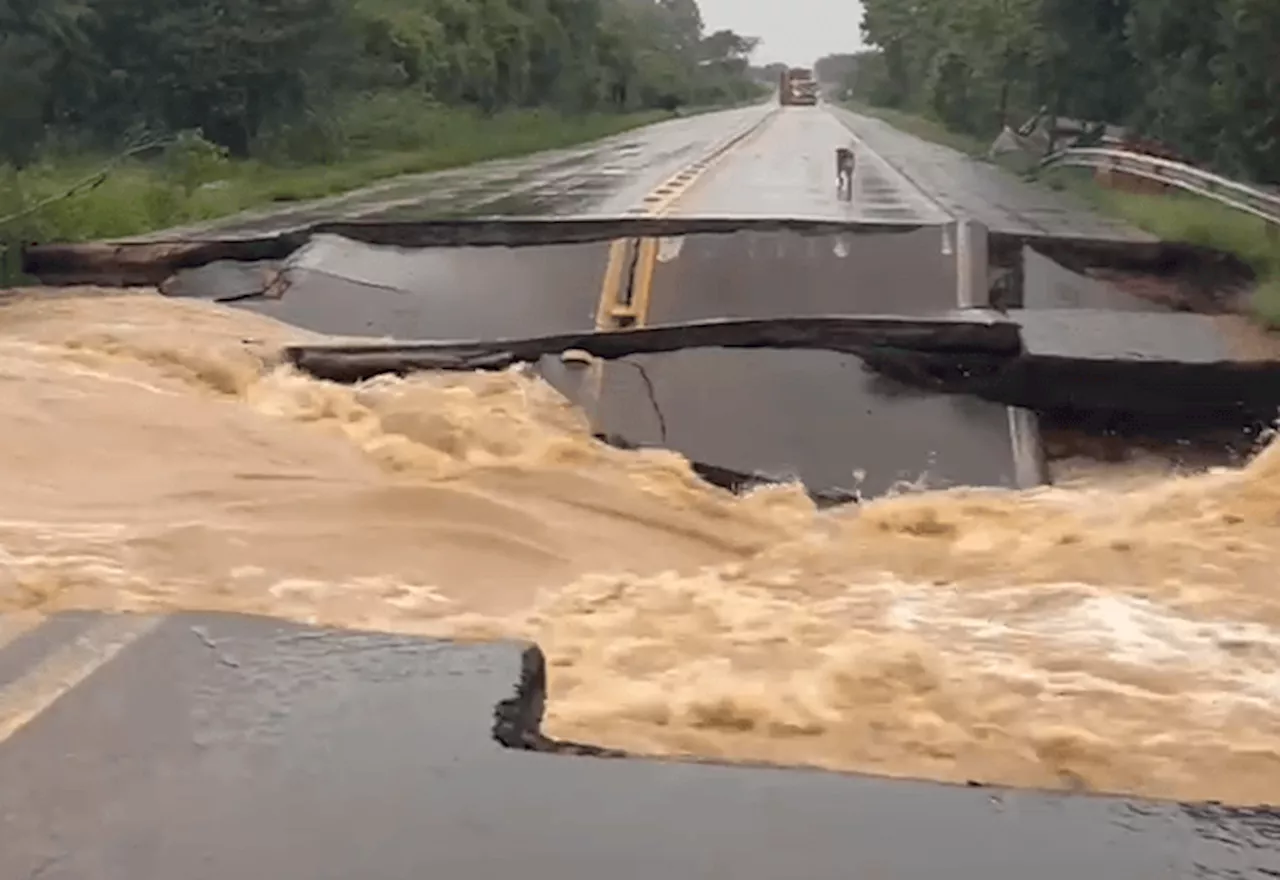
[284,309,1280,421]
[81,227,1032,498]
[21,217,932,286]
[2,610,1279,879]
[16,225,1279,498]
[223,227,1028,497]
[20,216,1203,287]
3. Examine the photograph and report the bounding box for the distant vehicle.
[779,67,818,106]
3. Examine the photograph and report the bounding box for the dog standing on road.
[835,145,856,200]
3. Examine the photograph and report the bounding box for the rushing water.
[4,287,1280,806]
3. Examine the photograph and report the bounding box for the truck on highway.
[779,67,818,106]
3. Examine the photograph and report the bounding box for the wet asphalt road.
[241,233,613,340]
[5,610,1279,880]
[591,107,1020,495]
[674,106,950,224]
[7,106,1267,878]
[830,106,1157,242]
[231,105,1031,495]
[140,106,775,241]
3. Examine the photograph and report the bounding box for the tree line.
[0,0,761,166]
[823,0,1280,183]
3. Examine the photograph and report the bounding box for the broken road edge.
[18,216,1231,287]
[491,638,1053,784]
[492,642,627,759]
[282,313,1280,423]
[492,638,1280,819]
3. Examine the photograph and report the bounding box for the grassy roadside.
[843,100,1280,327]
[1042,169,1280,325]
[0,96,690,247]
[841,101,990,157]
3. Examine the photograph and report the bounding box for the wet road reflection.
[135,106,774,240]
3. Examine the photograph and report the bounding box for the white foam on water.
[4,287,1280,805]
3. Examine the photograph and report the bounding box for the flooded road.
[214,107,1028,496]
[6,103,1280,820]
[4,286,1280,810]
[589,108,1021,495]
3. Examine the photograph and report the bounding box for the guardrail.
[1040,146,1280,226]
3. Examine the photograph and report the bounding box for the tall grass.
[0,93,676,246]
[1044,167,1280,326]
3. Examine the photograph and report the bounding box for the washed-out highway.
[6,101,1280,878]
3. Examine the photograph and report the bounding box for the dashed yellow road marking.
[620,111,777,327]
[598,109,779,331]
[0,613,161,745]
[582,110,779,421]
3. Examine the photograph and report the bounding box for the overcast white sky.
[696,0,865,66]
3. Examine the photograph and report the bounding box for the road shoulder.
[828,105,1154,243]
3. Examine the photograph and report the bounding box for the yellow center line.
[0,613,161,746]
[581,109,780,423]
[622,110,778,328]
[626,237,660,326]
[593,239,631,330]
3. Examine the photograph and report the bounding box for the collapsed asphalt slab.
[638,226,958,318]
[599,225,1034,494]
[234,234,614,340]
[54,222,1033,499]
[19,216,1201,287]
[253,226,1029,498]
[865,302,1280,423]
[21,221,1273,497]
[280,314,1020,379]
[19,217,930,286]
[281,307,1280,422]
[3,610,1280,880]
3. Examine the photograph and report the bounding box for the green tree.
[0,0,760,167]
[0,0,93,164]
[856,0,1280,181]
[1209,0,1280,179]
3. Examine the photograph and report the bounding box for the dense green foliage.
[0,0,762,253]
[0,0,760,165]
[828,0,1280,183]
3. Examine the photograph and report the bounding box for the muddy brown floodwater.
[4,288,1280,806]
